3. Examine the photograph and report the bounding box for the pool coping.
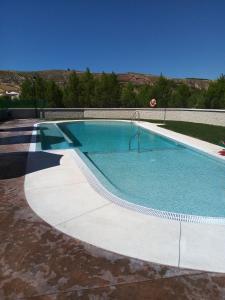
[25,119,225,273]
[32,119,225,224]
[35,118,225,160]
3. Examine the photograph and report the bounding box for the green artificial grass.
[158,121,225,146]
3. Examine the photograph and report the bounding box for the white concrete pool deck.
[25,120,225,273]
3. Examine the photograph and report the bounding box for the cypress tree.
[46,80,63,107]
[168,83,190,107]
[20,78,35,100]
[79,68,95,107]
[120,83,136,107]
[63,72,80,107]
[151,75,174,107]
[94,72,121,107]
[205,75,225,109]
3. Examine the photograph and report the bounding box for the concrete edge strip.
[54,123,74,144]
[34,119,225,225]
[24,120,225,272]
[71,148,225,225]
[137,122,225,162]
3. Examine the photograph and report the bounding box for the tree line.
[19,69,225,109]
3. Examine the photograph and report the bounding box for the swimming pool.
[37,120,225,221]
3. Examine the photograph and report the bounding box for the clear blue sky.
[1,0,225,79]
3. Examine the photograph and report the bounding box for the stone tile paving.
[0,119,225,299]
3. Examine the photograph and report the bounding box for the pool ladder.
[129,110,141,153]
[130,110,140,123]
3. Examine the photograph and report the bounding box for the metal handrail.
[129,110,141,152]
[129,129,141,152]
[130,110,140,123]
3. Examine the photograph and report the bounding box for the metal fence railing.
[0,98,47,109]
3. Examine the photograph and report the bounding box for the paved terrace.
[1,119,225,300]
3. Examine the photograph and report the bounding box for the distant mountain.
[0,69,211,93]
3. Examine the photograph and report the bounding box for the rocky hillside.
[0,70,211,93]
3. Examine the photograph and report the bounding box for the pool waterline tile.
[37,120,225,222]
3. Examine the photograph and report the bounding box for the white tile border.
[72,147,225,224]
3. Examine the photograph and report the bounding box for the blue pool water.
[38,121,225,218]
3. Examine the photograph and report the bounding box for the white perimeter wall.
[84,108,225,127]
[5,108,225,127]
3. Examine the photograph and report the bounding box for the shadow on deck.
[0,151,63,180]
